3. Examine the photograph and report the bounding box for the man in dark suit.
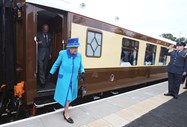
[164,42,187,99]
[37,24,52,88]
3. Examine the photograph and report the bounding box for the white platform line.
[1,81,168,127]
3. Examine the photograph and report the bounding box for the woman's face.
[69,47,78,54]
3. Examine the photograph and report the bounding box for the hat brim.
[66,45,80,48]
[176,44,185,46]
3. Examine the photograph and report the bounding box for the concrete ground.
[2,81,187,127]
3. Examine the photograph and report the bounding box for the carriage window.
[159,47,167,65]
[86,30,102,57]
[144,44,157,65]
[120,38,139,66]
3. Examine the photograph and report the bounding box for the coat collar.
[66,49,77,58]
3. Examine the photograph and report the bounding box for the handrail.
[34,36,38,77]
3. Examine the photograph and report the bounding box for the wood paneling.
[82,66,167,95]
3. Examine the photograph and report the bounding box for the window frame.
[144,43,157,65]
[85,29,103,58]
[121,38,139,66]
[158,47,167,65]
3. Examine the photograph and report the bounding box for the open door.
[35,10,67,92]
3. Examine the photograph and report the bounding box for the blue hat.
[176,41,186,47]
[66,38,80,48]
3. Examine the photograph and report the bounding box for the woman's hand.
[80,73,85,83]
[47,73,52,81]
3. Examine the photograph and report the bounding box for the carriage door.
[36,10,67,92]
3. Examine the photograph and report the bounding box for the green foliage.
[161,33,187,43]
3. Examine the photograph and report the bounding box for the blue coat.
[50,50,85,106]
[165,49,187,74]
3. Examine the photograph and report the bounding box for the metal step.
[36,89,55,98]
[34,97,56,108]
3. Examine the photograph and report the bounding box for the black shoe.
[183,87,187,89]
[164,93,173,96]
[173,95,178,99]
[63,112,74,124]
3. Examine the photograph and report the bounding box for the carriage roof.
[26,0,176,45]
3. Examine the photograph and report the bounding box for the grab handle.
[34,36,38,77]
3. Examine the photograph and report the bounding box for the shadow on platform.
[124,91,187,127]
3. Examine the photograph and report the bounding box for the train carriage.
[1,0,176,109]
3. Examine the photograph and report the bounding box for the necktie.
[44,34,47,43]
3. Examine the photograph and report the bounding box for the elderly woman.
[49,38,85,124]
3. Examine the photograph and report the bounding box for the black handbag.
[78,85,87,97]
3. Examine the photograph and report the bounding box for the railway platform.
[1,81,187,127]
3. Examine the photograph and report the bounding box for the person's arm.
[163,45,174,56]
[50,51,63,75]
[79,54,85,73]
[79,54,85,83]
[36,32,42,44]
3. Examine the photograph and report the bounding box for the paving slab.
[124,91,187,127]
[79,100,122,119]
